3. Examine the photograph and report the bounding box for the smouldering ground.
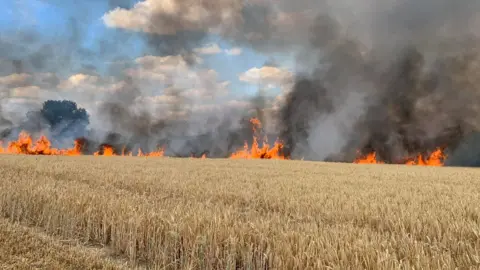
[0,155,479,269]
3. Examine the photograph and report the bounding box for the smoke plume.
[278,0,480,164]
[2,0,480,163]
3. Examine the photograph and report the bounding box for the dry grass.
[0,155,479,269]
[0,217,130,269]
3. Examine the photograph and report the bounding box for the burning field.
[2,0,480,168]
[0,117,288,159]
[0,116,449,166]
[2,0,480,268]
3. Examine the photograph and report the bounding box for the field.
[0,155,479,269]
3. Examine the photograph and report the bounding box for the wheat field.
[0,155,479,269]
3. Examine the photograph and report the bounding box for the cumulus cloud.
[224,47,242,55]
[239,66,293,89]
[0,52,235,124]
[0,73,52,107]
[193,43,222,55]
[127,54,230,100]
[101,0,327,52]
[10,86,42,99]
[102,0,242,35]
[57,74,100,90]
[194,43,243,56]
[0,73,32,88]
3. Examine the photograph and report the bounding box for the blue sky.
[1,0,285,99]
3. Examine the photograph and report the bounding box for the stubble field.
[0,155,479,269]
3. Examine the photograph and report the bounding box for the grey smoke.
[279,0,480,163]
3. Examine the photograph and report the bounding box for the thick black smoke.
[279,2,480,164]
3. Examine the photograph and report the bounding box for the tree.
[35,100,89,139]
[40,100,89,128]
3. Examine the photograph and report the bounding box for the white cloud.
[0,53,247,126]
[0,73,59,105]
[148,93,182,105]
[101,0,324,53]
[194,43,222,55]
[239,66,293,88]
[128,55,231,100]
[134,54,201,73]
[58,74,99,90]
[193,44,243,56]
[102,0,242,35]
[224,47,242,56]
[10,86,41,99]
[0,73,32,88]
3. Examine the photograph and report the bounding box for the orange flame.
[405,148,445,166]
[0,131,82,156]
[0,129,448,166]
[354,148,446,166]
[354,152,385,164]
[229,118,287,159]
[93,145,165,157]
[1,132,164,157]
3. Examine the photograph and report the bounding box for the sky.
[0,0,297,126]
[0,0,298,119]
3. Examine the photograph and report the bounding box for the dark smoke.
[278,2,480,164]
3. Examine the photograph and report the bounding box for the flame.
[1,132,163,157]
[405,148,445,166]
[354,152,385,164]
[94,145,165,157]
[229,118,287,159]
[0,131,82,156]
[0,129,448,166]
[354,148,446,166]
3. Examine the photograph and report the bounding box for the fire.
[354,148,446,166]
[0,128,447,166]
[93,145,165,157]
[405,148,445,166]
[354,152,384,164]
[1,131,164,157]
[229,118,287,159]
[0,131,82,156]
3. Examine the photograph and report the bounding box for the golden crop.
[0,155,479,269]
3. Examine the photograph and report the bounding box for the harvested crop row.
[0,155,479,269]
